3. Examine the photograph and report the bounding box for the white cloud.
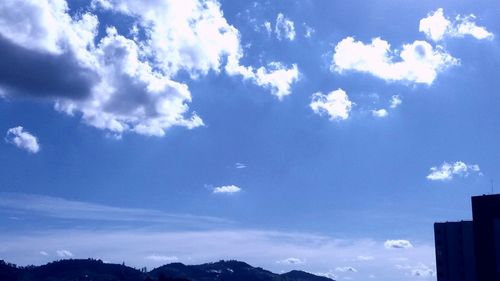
[213,185,242,194]
[275,13,295,41]
[335,266,358,273]
[332,37,458,85]
[419,9,451,42]
[235,163,247,169]
[310,89,353,121]
[56,249,73,258]
[426,161,481,181]
[254,63,300,99]
[277,257,305,265]
[420,8,494,41]
[372,109,388,118]
[384,240,413,249]
[0,0,300,137]
[5,126,40,154]
[357,255,375,261]
[389,95,402,109]
[39,251,48,256]
[226,57,300,100]
[145,255,178,263]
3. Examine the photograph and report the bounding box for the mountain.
[0,259,335,281]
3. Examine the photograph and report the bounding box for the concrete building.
[434,221,476,281]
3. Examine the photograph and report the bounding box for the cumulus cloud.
[384,240,413,249]
[56,249,73,258]
[213,185,242,194]
[0,0,300,137]
[335,266,358,273]
[332,37,458,85]
[226,58,299,100]
[389,95,402,109]
[426,161,481,181]
[39,251,48,256]
[277,257,305,265]
[5,126,40,153]
[275,13,295,41]
[145,255,178,262]
[372,109,388,118]
[420,8,494,41]
[310,89,353,121]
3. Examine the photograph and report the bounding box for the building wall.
[434,221,476,281]
[472,195,500,281]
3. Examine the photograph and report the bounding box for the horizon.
[1,0,499,280]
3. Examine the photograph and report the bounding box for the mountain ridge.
[0,259,335,281]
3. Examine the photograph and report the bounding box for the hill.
[0,259,334,281]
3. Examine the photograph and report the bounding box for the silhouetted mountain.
[281,270,332,281]
[0,259,335,281]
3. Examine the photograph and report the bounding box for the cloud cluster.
[384,240,413,249]
[426,161,481,181]
[396,263,435,278]
[420,8,494,41]
[332,37,458,85]
[0,0,300,137]
[310,89,353,121]
[5,126,40,153]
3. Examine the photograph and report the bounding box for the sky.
[0,0,499,280]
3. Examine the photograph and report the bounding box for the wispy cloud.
[145,255,178,263]
[0,192,231,227]
[275,13,295,41]
[335,266,357,273]
[235,163,247,169]
[276,257,305,265]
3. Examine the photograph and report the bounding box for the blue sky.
[0,0,499,280]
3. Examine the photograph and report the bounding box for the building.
[472,194,500,281]
[434,221,476,281]
[435,194,500,281]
